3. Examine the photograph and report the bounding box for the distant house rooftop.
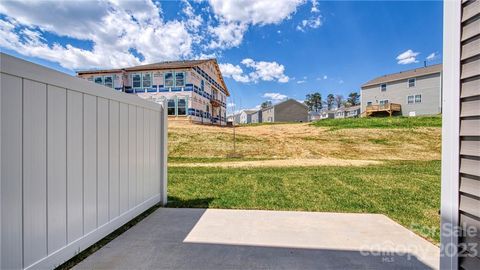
[261,98,307,111]
[76,59,211,74]
[361,64,442,88]
[76,58,229,96]
[242,109,259,115]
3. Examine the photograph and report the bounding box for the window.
[167,99,175,115]
[177,98,186,115]
[408,94,422,104]
[104,76,113,88]
[94,76,103,85]
[201,80,204,91]
[132,74,141,88]
[142,73,152,88]
[175,72,185,87]
[367,101,372,106]
[415,94,422,103]
[379,100,389,105]
[408,95,414,104]
[381,83,387,91]
[408,78,416,88]
[165,72,174,87]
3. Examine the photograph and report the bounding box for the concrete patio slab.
[73,208,439,270]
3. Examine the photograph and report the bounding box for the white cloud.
[207,0,306,49]
[219,63,250,83]
[208,0,305,25]
[396,49,420,65]
[263,92,288,101]
[242,58,289,83]
[297,15,322,31]
[297,0,322,32]
[316,75,327,80]
[207,21,248,49]
[0,0,315,71]
[221,58,289,83]
[0,0,196,69]
[426,52,437,61]
[227,102,236,108]
[297,80,306,84]
[311,0,320,13]
[338,79,344,84]
[182,0,204,34]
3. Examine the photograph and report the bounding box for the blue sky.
[0,0,443,112]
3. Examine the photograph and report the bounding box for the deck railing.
[366,103,401,112]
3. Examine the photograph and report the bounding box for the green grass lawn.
[311,116,442,130]
[168,160,441,244]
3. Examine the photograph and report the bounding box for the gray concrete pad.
[74,208,439,270]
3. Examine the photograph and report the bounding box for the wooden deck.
[365,103,401,117]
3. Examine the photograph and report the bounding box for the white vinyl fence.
[0,53,168,270]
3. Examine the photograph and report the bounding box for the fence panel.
[0,53,167,270]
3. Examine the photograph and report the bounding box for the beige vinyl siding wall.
[459,0,480,269]
[251,111,262,123]
[273,100,309,122]
[262,107,274,123]
[361,72,442,116]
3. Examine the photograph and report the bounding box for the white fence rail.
[0,53,168,270]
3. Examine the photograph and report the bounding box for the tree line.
[304,92,360,112]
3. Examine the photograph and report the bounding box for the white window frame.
[408,78,416,88]
[94,75,115,88]
[167,99,176,115]
[94,76,104,85]
[175,72,185,87]
[177,97,187,116]
[381,83,387,91]
[104,75,114,88]
[414,94,422,103]
[407,95,415,104]
[407,94,422,104]
[164,72,174,87]
[142,72,152,88]
[132,73,142,89]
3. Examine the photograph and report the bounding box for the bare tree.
[334,94,344,109]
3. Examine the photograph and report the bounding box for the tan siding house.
[77,59,230,125]
[261,99,308,123]
[361,64,442,116]
[239,110,257,124]
[251,110,262,123]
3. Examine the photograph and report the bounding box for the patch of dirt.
[169,158,382,168]
[168,121,441,161]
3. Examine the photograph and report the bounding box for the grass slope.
[311,116,442,130]
[168,160,441,243]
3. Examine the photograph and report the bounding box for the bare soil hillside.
[168,122,441,162]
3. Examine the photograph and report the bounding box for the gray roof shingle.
[361,64,442,88]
